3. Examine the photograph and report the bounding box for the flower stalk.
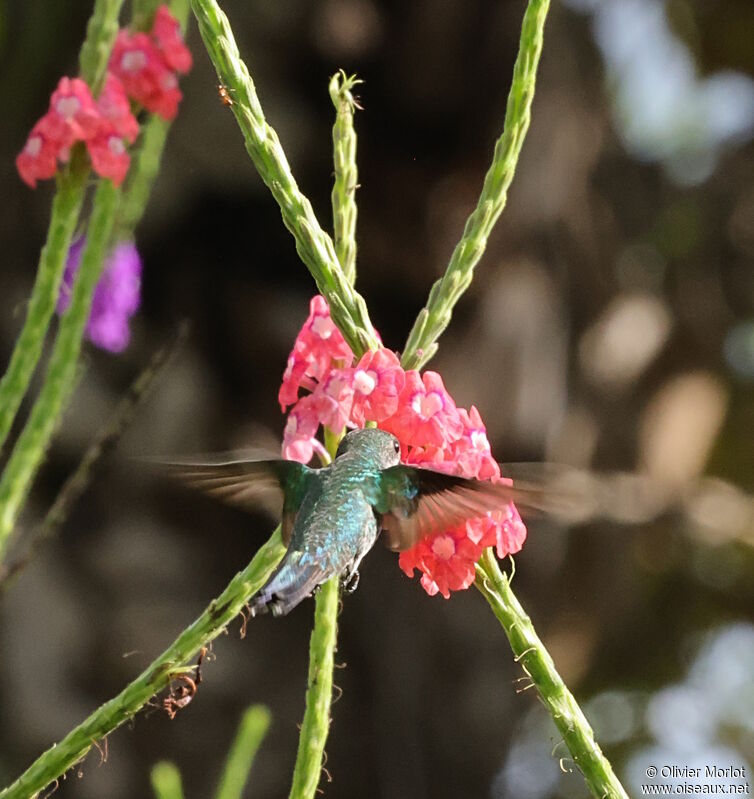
[475,549,629,799]
[402,0,551,370]
[0,530,286,799]
[329,70,362,285]
[188,0,378,358]
[215,705,271,799]
[0,180,120,555]
[289,576,340,799]
[0,0,125,453]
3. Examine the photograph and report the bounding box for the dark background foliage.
[0,1,752,797]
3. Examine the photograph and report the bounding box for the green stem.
[402,0,551,370]
[0,158,88,454]
[188,0,378,358]
[288,576,339,799]
[79,0,125,93]
[0,181,119,556]
[0,0,125,453]
[118,0,191,236]
[329,70,361,285]
[0,325,189,592]
[151,762,185,799]
[215,705,271,799]
[0,530,286,799]
[475,550,629,799]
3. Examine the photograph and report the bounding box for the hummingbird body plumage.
[167,427,535,616]
[252,433,397,615]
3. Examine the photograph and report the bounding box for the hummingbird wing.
[376,465,560,552]
[157,454,317,545]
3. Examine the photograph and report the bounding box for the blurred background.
[0,0,753,797]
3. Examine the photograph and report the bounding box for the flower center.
[412,391,443,420]
[26,136,42,157]
[470,430,487,449]
[353,369,377,396]
[431,535,456,560]
[284,416,298,436]
[107,136,126,155]
[121,50,147,73]
[55,96,81,120]
[161,73,178,90]
[310,316,332,339]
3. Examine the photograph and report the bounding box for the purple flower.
[58,237,142,353]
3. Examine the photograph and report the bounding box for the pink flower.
[37,77,101,147]
[350,348,406,426]
[445,406,500,480]
[311,369,355,433]
[152,5,192,73]
[278,296,354,410]
[381,370,463,448]
[97,74,139,143]
[282,395,328,463]
[16,122,59,187]
[399,525,483,598]
[86,130,131,186]
[109,31,182,120]
[465,495,528,559]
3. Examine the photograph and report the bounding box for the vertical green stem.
[0,181,120,555]
[475,550,629,799]
[118,0,191,236]
[79,0,124,93]
[402,0,551,369]
[0,530,286,799]
[329,71,361,285]
[151,762,185,799]
[215,705,271,799]
[188,0,378,357]
[288,576,339,799]
[0,0,125,453]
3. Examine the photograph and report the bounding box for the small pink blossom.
[278,296,354,410]
[282,395,328,463]
[16,123,59,187]
[109,31,182,120]
[399,525,483,598]
[445,406,500,480]
[86,130,130,186]
[97,74,139,143]
[152,5,192,73]
[350,348,406,425]
[38,77,101,147]
[311,369,355,433]
[381,370,463,448]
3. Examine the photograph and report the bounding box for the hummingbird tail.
[251,554,328,617]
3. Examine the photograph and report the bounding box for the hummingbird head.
[336,428,401,468]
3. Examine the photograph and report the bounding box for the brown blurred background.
[0,0,753,797]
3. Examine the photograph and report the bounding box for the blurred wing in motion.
[155,452,317,545]
[377,463,597,552]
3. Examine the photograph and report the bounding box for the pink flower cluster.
[279,296,527,598]
[16,5,190,189]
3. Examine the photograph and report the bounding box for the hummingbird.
[166,427,542,616]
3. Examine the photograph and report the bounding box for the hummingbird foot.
[342,569,360,594]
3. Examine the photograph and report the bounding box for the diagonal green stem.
[0,181,120,556]
[288,575,340,799]
[475,550,629,799]
[188,0,378,358]
[329,71,361,285]
[215,705,271,799]
[402,0,551,369]
[0,530,286,799]
[0,0,125,454]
